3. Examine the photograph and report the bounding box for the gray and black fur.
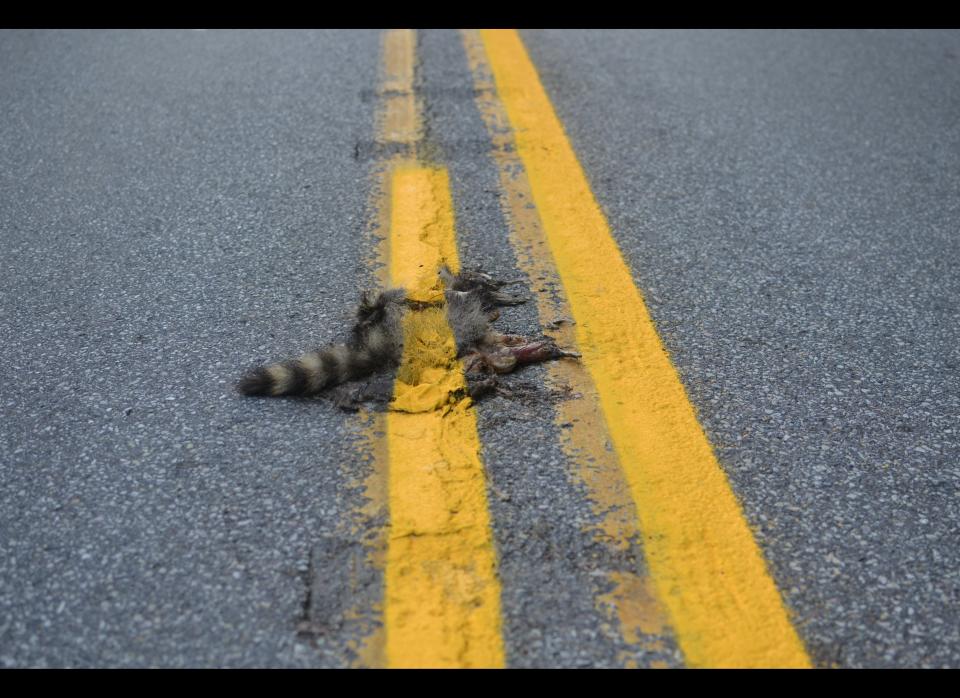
[237,268,576,400]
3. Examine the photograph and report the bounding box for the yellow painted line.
[380,29,421,146]
[355,29,504,668]
[460,29,675,667]
[478,28,811,668]
[384,165,505,668]
[357,31,506,668]
[389,167,460,302]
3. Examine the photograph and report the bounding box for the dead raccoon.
[237,267,577,405]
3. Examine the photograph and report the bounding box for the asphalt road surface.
[1,29,958,668]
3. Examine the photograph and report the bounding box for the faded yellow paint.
[599,572,670,645]
[380,29,420,146]
[384,165,505,668]
[370,29,424,291]
[460,29,675,667]
[478,28,811,668]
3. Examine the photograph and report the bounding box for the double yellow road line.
[359,28,811,668]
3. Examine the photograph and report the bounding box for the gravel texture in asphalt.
[2,29,958,668]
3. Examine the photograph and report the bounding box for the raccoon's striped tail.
[237,341,395,397]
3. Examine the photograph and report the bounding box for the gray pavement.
[520,29,960,667]
[0,28,958,667]
[0,29,382,667]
